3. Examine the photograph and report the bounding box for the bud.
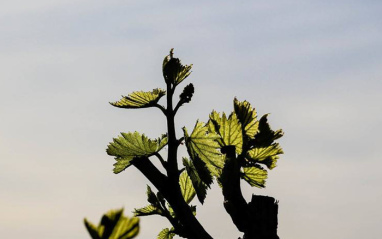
[180,83,194,103]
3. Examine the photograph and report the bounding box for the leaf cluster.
[105,49,284,238]
[84,208,139,239]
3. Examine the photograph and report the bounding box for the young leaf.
[84,219,101,239]
[113,157,134,174]
[110,88,166,109]
[234,98,259,138]
[134,205,160,217]
[99,208,123,238]
[135,186,167,217]
[241,165,268,188]
[247,143,283,169]
[146,185,161,207]
[166,203,175,218]
[157,228,175,239]
[183,121,224,177]
[179,170,196,204]
[183,157,212,204]
[208,111,243,154]
[113,216,140,239]
[253,114,284,147]
[84,208,139,239]
[107,133,168,173]
[162,49,192,86]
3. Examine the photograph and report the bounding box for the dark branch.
[220,146,249,232]
[177,137,185,146]
[173,99,184,115]
[133,157,167,193]
[154,152,167,170]
[155,103,167,116]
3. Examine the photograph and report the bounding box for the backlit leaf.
[146,185,161,208]
[247,143,283,169]
[84,208,139,239]
[112,216,139,239]
[110,89,165,109]
[157,228,175,239]
[234,98,259,138]
[253,114,284,147]
[107,133,168,173]
[183,157,212,204]
[112,157,134,174]
[133,205,160,217]
[183,122,223,177]
[179,170,196,204]
[135,186,166,217]
[241,165,268,188]
[162,49,192,86]
[84,219,101,239]
[208,111,243,154]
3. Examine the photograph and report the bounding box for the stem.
[173,99,184,116]
[166,83,178,179]
[133,157,167,192]
[154,152,167,170]
[164,82,213,239]
[157,198,186,237]
[221,146,280,239]
[177,137,185,146]
[244,196,279,239]
[155,103,167,116]
[221,146,249,232]
[133,158,186,236]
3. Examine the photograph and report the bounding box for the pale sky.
[1,1,382,238]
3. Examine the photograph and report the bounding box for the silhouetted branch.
[221,146,249,232]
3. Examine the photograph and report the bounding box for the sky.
[1,0,382,238]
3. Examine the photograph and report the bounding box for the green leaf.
[162,49,192,86]
[110,88,166,109]
[156,191,166,208]
[234,98,259,138]
[157,228,175,239]
[107,132,167,158]
[100,209,123,238]
[247,143,283,169]
[107,133,168,173]
[183,121,224,177]
[113,217,140,239]
[241,165,268,188]
[146,185,161,208]
[133,205,160,217]
[183,157,212,204]
[208,111,243,154]
[253,114,284,147]
[190,205,197,216]
[84,219,101,239]
[167,203,175,218]
[84,208,139,239]
[112,157,134,174]
[179,170,196,204]
[134,185,167,218]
